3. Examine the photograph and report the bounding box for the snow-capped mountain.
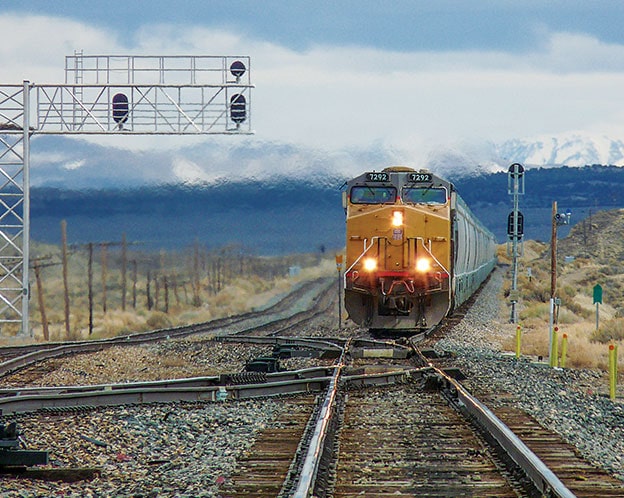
[23,132,624,189]
[495,134,624,169]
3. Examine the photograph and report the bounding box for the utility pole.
[98,239,138,313]
[88,243,94,335]
[61,220,71,338]
[121,233,127,311]
[31,257,61,341]
[549,201,571,366]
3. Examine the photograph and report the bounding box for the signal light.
[230,60,246,81]
[416,258,431,273]
[507,211,524,236]
[392,210,403,227]
[230,94,247,124]
[112,93,129,127]
[363,258,377,272]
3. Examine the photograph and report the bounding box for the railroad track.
[1,272,622,495]
[0,277,334,379]
[454,381,624,497]
[2,337,621,495]
[333,383,517,497]
[419,344,624,497]
[212,339,624,497]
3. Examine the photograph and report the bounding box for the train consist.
[343,166,497,332]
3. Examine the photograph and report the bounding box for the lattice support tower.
[0,54,253,335]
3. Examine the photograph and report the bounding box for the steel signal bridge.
[0,54,253,335]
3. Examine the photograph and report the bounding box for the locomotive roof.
[347,167,454,191]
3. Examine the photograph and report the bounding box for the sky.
[3,1,624,181]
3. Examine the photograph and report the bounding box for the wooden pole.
[164,275,169,313]
[101,244,108,313]
[154,274,160,310]
[132,260,137,309]
[146,270,153,310]
[88,242,94,335]
[192,242,201,306]
[33,263,49,341]
[121,233,127,311]
[61,220,71,338]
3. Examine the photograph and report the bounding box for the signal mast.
[0,53,253,335]
[507,163,524,323]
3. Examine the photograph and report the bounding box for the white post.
[22,81,31,336]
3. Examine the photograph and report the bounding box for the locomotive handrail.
[413,237,451,278]
[343,236,381,286]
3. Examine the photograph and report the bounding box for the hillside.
[452,165,624,208]
[502,208,624,369]
[558,208,624,263]
[27,165,624,252]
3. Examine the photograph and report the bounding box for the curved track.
[0,277,334,379]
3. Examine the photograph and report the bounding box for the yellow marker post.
[560,333,568,368]
[550,326,559,367]
[515,324,522,359]
[609,344,618,401]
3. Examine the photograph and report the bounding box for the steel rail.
[292,341,349,498]
[0,277,332,358]
[0,365,420,416]
[444,373,576,498]
[0,377,333,415]
[217,335,344,353]
[412,335,575,497]
[0,366,336,398]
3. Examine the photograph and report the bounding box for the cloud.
[0,14,123,82]
[4,12,624,181]
[62,159,86,171]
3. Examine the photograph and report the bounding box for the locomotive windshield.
[402,187,447,205]
[350,186,397,204]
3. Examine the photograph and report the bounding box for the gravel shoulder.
[435,267,624,481]
[1,399,310,497]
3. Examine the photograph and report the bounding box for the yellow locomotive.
[343,166,497,332]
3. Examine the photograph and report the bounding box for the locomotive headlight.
[416,258,431,273]
[363,258,378,272]
[391,210,403,227]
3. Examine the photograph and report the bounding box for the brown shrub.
[146,311,172,330]
[591,318,624,343]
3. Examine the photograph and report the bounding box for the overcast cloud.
[2,2,624,181]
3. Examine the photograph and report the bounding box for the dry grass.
[499,212,624,371]
[0,242,336,345]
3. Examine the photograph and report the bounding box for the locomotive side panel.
[451,194,497,309]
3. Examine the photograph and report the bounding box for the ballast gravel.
[0,399,307,498]
[2,269,623,496]
[435,267,624,482]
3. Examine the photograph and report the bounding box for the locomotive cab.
[343,167,453,332]
[343,166,497,333]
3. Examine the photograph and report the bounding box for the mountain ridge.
[27,133,624,190]
[28,165,624,254]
